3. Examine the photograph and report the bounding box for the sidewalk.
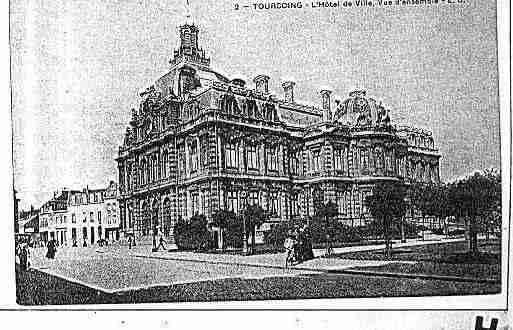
[122,238,463,271]
[127,237,465,273]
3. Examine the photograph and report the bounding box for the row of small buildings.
[17,182,119,246]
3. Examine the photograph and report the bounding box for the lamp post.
[402,196,410,243]
[242,213,248,255]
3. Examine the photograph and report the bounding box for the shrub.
[358,220,420,240]
[173,214,211,251]
[309,217,362,244]
[264,222,291,251]
[224,215,244,249]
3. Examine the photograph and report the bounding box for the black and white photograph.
[7,0,510,317]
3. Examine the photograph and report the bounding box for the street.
[16,239,501,305]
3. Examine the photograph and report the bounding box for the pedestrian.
[284,230,296,268]
[19,243,30,271]
[301,225,314,261]
[156,236,166,251]
[46,239,56,259]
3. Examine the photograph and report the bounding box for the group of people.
[284,225,314,267]
[16,242,30,271]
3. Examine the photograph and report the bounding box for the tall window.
[225,142,237,168]
[269,192,280,216]
[161,150,168,178]
[226,191,238,212]
[311,150,320,172]
[290,193,299,216]
[290,152,299,175]
[72,213,76,224]
[266,146,278,172]
[375,147,384,173]
[247,144,258,170]
[334,147,347,173]
[249,191,259,206]
[190,142,199,173]
[178,145,186,176]
[98,211,102,224]
[201,191,208,215]
[191,192,200,215]
[385,149,393,173]
[360,148,369,173]
[361,191,371,215]
[90,211,94,222]
[337,191,348,216]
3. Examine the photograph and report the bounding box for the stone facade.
[116,24,441,242]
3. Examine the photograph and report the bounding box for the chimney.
[253,75,270,94]
[282,81,296,103]
[320,89,332,122]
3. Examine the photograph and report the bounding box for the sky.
[11,0,500,209]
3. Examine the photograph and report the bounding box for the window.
[161,151,168,178]
[178,145,186,176]
[269,192,280,216]
[361,191,372,215]
[360,148,369,172]
[311,150,320,172]
[290,152,299,175]
[375,148,384,173]
[290,193,299,216]
[72,213,76,224]
[267,146,278,171]
[98,211,102,224]
[64,215,67,223]
[201,191,208,215]
[226,191,238,212]
[337,191,348,216]
[225,142,237,168]
[334,147,347,173]
[190,143,199,173]
[83,212,87,223]
[249,191,259,206]
[385,149,393,173]
[247,144,258,170]
[191,192,200,215]
[93,193,98,203]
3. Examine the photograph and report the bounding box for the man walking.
[156,236,166,251]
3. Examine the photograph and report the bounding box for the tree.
[211,209,236,250]
[410,183,448,237]
[242,204,268,255]
[365,183,407,258]
[313,201,339,248]
[445,169,501,254]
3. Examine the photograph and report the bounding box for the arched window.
[152,154,158,181]
[145,158,151,184]
[140,159,147,185]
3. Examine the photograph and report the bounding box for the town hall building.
[115,23,441,243]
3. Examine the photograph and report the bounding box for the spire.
[184,0,193,25]
[169,2,210,69]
